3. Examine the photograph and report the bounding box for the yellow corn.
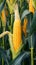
[13,3,22,53]
[1,9,6,26]
[23,17,28,37]
[29,0,34,14]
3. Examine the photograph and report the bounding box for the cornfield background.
[0,0,36,65]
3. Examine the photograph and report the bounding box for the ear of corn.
[8,4,23,59]
[13,20,22,53]
[6,0,13,14]
[9,0,15,5]
[23,17,28,37]
[9,32,19,59]
[29,0,34,14]
[6,0,16,14]
[1,9,6,26]
[13,3,22,53]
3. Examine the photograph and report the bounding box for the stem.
[30,16,34,65]
[3,27,5,48]
[31,48,34,65]
[10,14,13,59]
[30,35,34,65]
[2,26,5,65]
[11,14,13,33]
[0,31,10,38]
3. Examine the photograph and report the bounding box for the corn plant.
[0,0,36,65]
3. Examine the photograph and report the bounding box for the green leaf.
[10,51,30,65]
[0,0,6,12]
[21,10,31,22]
[29,11,36,36]
[0,47,9,65]
[0,0,3,4]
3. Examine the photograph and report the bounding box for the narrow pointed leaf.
[29,11,36,36]
[21,10,31,21]
[10,51,30,65]
[0,47,9,65]
[0,0,6,12]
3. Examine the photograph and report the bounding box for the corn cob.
[23,17,28,37]
[29,0,34,14]
[13,3,22,53]
[1,9,6,26]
